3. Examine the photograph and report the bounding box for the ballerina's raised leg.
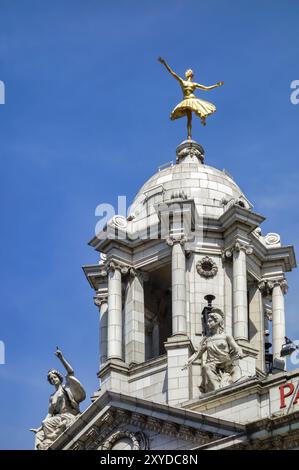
[187,110,192,140]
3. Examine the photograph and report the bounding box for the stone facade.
[47,140,298,450]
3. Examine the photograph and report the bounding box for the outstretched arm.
[226,336,244,359]
[182,340,207,370]
[196,81,224,90]
[158,57,183,82]
[55,347,74,376]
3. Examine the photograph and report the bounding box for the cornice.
[218,205,265,233]
[98,358,129,378]
[128,354,167,377]
[49,391,245,450]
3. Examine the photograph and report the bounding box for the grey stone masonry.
[125,271,145,365]
[84,138,296,415]
[165,335,194,406]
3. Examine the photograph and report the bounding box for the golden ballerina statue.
[158,57,224,140]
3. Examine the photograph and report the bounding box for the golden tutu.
[171,97,216,120]
[158,57,223,139]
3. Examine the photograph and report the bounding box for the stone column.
[125,269,145,365]
[249,284,264,372]
[107,262,123,360]
[167,236,187,336]
[231,242,252,341]
[94,293,108,367]
[271,279,288,366]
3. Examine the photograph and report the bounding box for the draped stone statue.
[30,348,86,450]
[184,309,245,393]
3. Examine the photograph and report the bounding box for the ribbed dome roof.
[129,158,249,228]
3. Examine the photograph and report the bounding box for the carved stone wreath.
[196,256,218,278]
[100,430,148,450]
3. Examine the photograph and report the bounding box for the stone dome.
[129,142,250,230]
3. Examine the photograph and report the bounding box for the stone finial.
[176,140,205,164]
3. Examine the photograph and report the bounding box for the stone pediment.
[49,391,245,450]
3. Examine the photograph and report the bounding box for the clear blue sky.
[0,0,298,449]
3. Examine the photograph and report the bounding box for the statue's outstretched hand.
[181,361,190,371]
[55,347,63,360]
[236,349,245,359]
[217,81,224,87]
[158,57,165,64]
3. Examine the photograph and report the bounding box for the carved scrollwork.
[221,197,248,210]
[166,235,187,247]
[196,256,218,278]
[264,232,281,246]
[107,260,121,272]
[106,260,132,275]
[100,430,149,450]
[258,278,288,296]
[111,215,128,229]
[274,278,288,294]
[176,145,204,163]
[222,241,253,258]
[234,241,253,255]
[161,422,178,436]
[222,248,232,259]
[129,268,149,282]
[98,253,107,267]
[94,295,108,308]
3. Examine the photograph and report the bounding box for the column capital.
[129,268,149,282]
[273,278,288,294]
[94,295,108,308]
[107,263,148,281]
[233,240,253,255]
[166,235,187,247]
[258,280,270,295]
[258,278,288,295]
[106,260,131,275]
[222,241,253,258]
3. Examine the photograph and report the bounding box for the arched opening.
[144,264,172,360]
